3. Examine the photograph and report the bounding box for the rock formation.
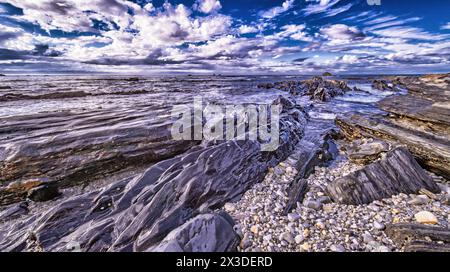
[0,96,308,252]
[326,147,440,205]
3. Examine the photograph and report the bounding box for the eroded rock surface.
[336,74,450,178]
[0,96,307,252]
[326,147,440,205]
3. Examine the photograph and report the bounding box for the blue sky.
[0,0,449,74]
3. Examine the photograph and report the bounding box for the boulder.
[151,212,239,252]
[326,147,440,205]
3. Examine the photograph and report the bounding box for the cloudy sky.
[0,0,449,74]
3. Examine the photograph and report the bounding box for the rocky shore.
[0,74,449,252]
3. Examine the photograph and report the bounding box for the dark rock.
[300,77,351,102]
[385,223,450,252]
[151,212,239,252]
[27,184,60,202]
[0,74,5,76]
[0,96,308,252]
[372,80,393,91]
[345,139,390,164]
[257,77,351,101]
[326,147,440,205]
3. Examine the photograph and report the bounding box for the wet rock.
[372,80,393,91]
[301,77,351,102]
[326,147,440,205]
[337,74,450,178]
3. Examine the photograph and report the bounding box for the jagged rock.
[301,77,351,101]
[326,147,440,205]
[0,96,307,252]
[150,212,239,252]
[257,77,351,101]
[385,223,450,252]
[372,80,393,91]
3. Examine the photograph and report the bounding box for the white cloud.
[442,23,450,30]
[321,24,364,41]
[238,25,259,34]
[373,26,448,41]
[259,0,295,19]
[303,0,340,16]
[194,0,222,14]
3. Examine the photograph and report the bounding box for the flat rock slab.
[326,147,440,205]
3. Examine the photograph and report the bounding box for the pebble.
[330,244,346,252]
[373,221,386,230]
[224,203,236,213]
[287,213,300,222]
[295,235,305,244]
[222,150,450,253]
[304,200,323,211]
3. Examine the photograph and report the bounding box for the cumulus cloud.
[321,24,365,41]
[259,0,295,19]
[238,25,259,34]
[194,0,222,14]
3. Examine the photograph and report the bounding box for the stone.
[373,221,386,230]
[330,244,346,252]
[295,235,305,244]
[224,203,236,213]
[287,213,300,222]
[414,211,438,225]
[326,147,440,205]
[280,232,295,244]
[304,200,323,211]
[300,242,310,251]
[250,225,259,235]
[408,195,429,206]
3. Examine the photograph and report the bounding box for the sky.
[0,0,449,75]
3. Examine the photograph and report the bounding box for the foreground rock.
[336,74,450,178]
[0,96,307,252]
[326,147,440,205]
[0,111,200,205]
[385,223,450,252]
